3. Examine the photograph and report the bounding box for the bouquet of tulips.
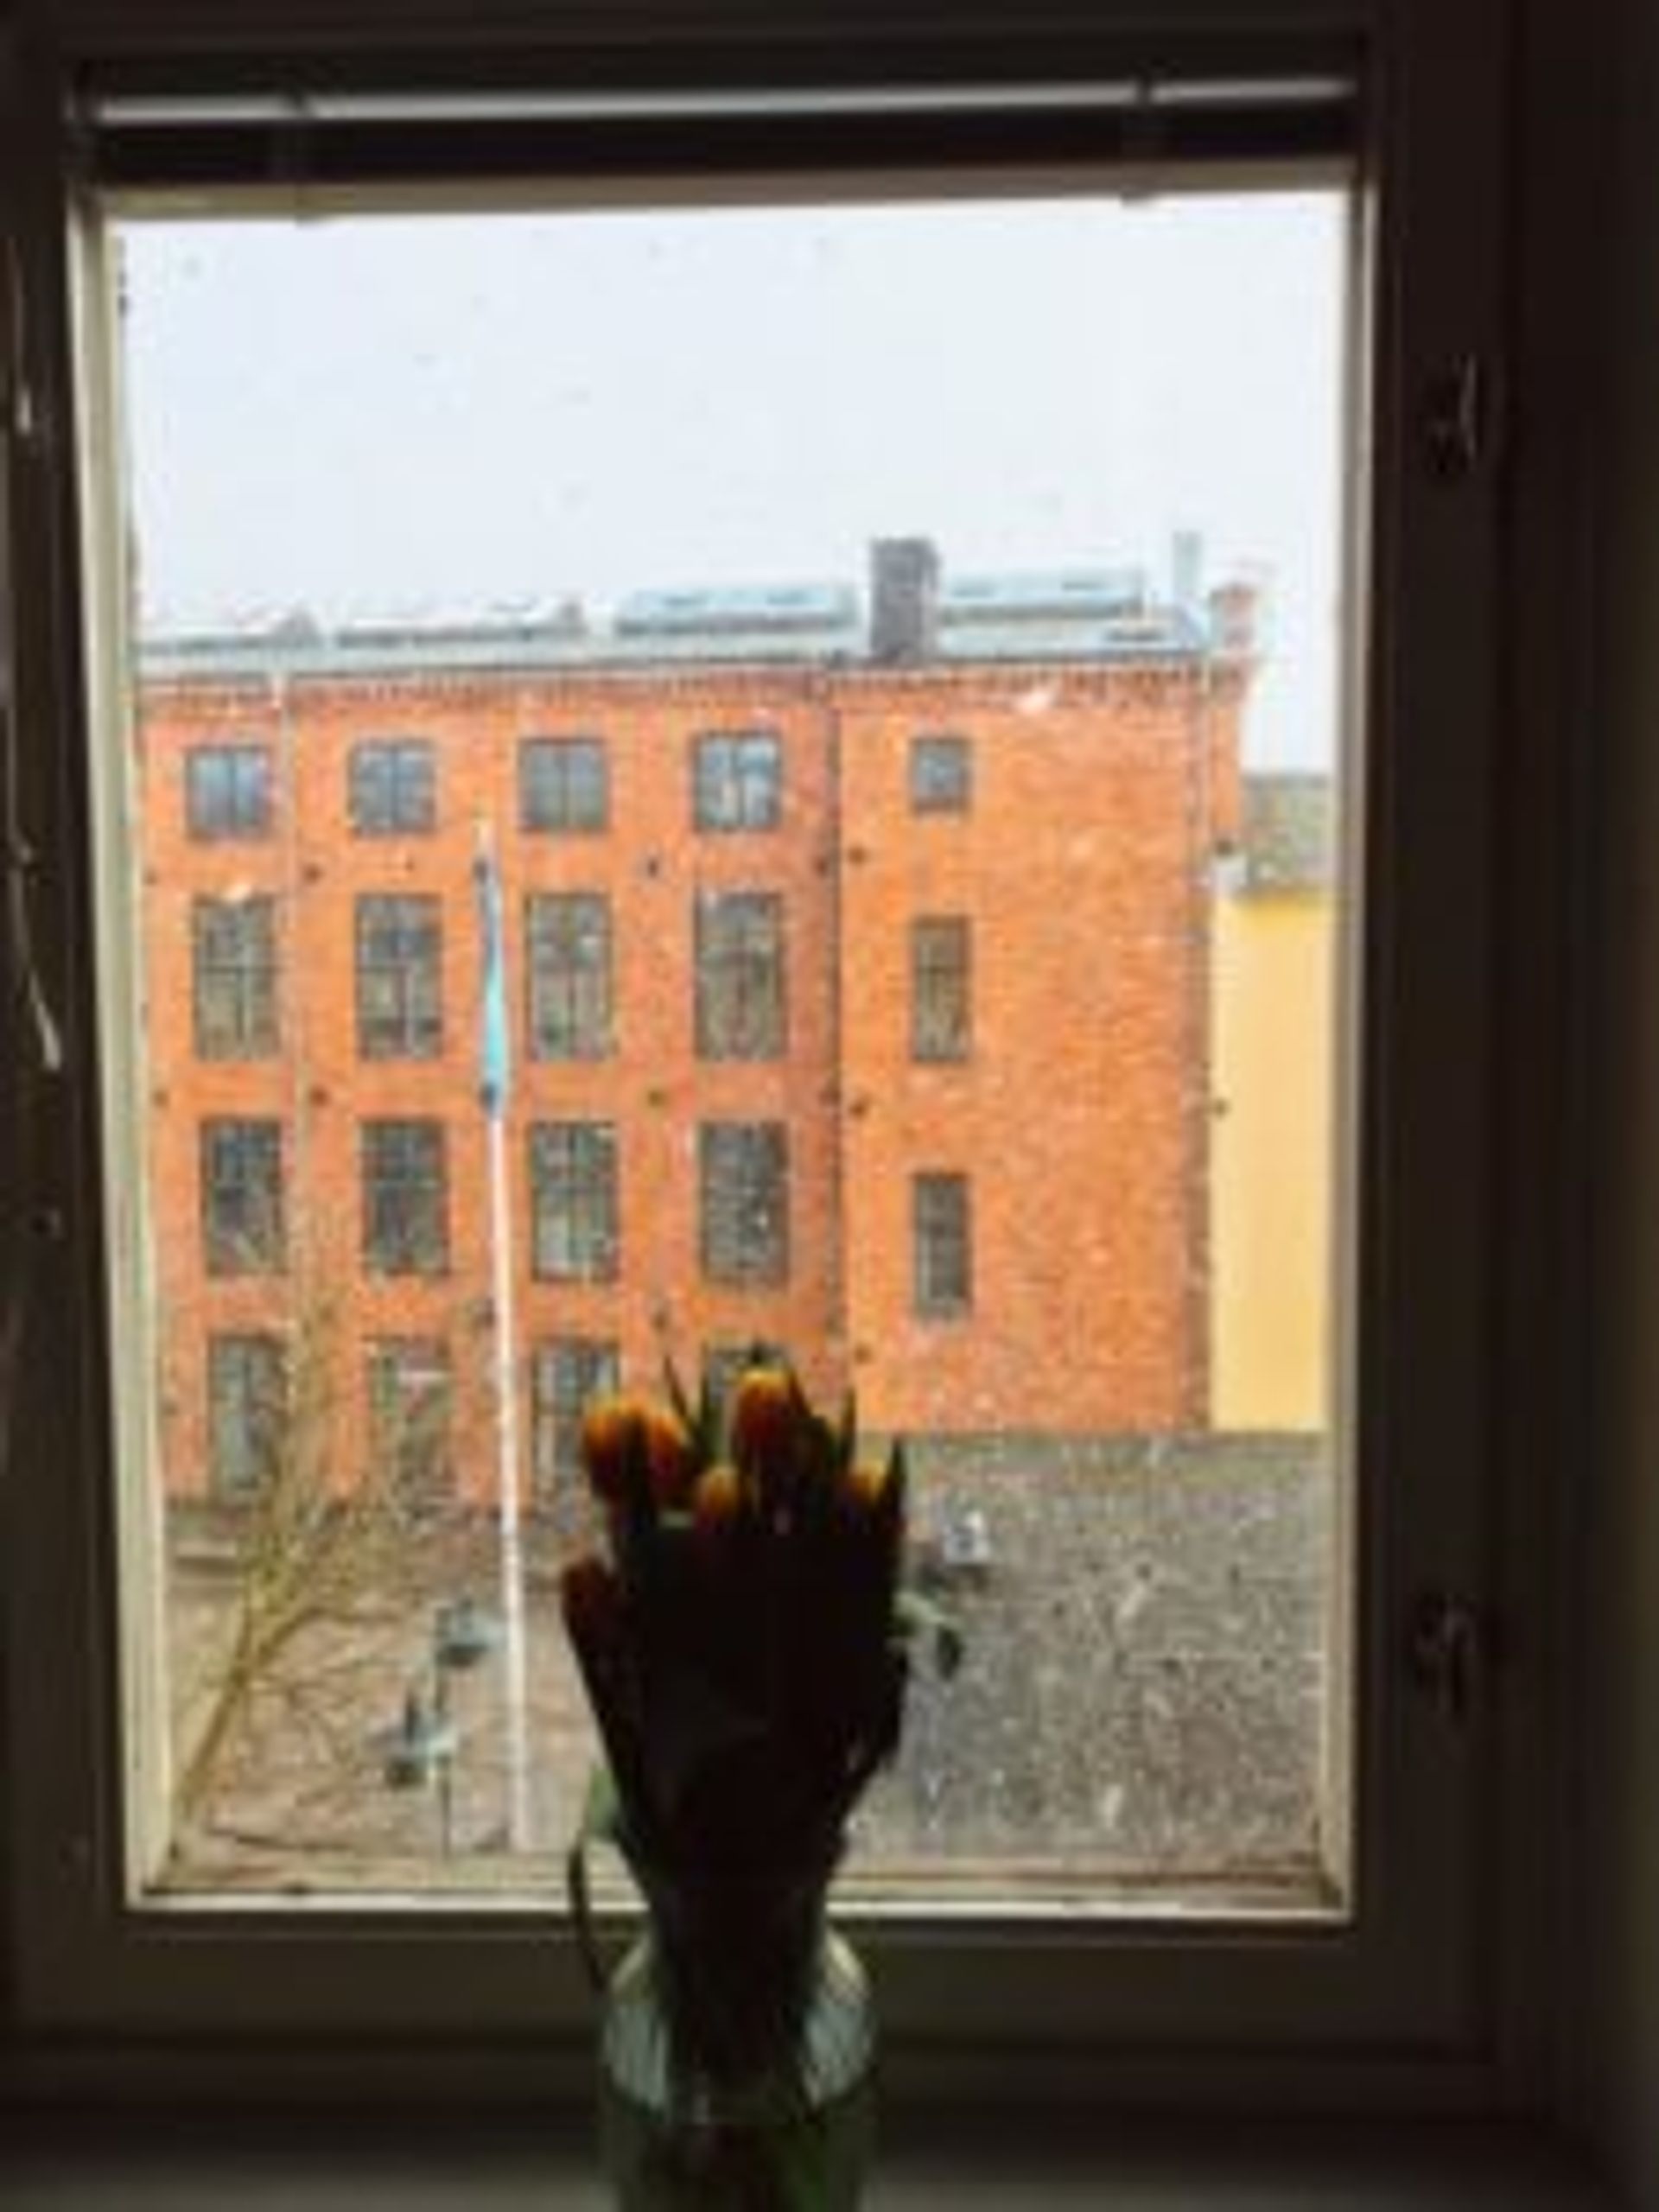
[561,1357,950,1890]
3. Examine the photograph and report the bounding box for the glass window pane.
[350,740,436,834]
[530,1338,620,1529]
[207,1332,289,1499]
[193,893,277,1058]
[910,734,971,814]
[696,891,785,1060]
[187,744,272,838]
[531,1122,619,1281]
[527,893,612,1060]
[911,915,971,1063]
[116,188,1351,1906]
[521,736,608,832]
[361,1120,448,1274]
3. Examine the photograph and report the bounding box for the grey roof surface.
[614,581,858,633]
[940,565,1147,618]
[138,561,1236,683]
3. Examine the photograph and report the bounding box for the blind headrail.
[72,55,1361,192]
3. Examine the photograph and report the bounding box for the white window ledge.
[2,2117,1613,2209]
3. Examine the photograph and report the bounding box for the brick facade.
[135,552,1249,1503]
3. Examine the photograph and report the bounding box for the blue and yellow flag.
[474,830,511,1118]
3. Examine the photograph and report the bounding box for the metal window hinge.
[1408,1589,1488,1728]
[1421,353,1495,485]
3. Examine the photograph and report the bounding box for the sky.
[118,190,1347,767]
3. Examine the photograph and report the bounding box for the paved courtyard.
[161,1433,1331,1904]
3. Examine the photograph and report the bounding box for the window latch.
[1421,353,1491,484]
[1408,1589,1486,1727]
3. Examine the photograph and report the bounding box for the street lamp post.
[378,1595,503,1857]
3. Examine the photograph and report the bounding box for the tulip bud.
[728,1366,803,1501]
[580,1395,646,1505]
[641,1407,698,1512]
[841,1458,893,1517]
[691,1460,745,1540]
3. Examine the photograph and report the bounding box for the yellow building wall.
[1210,889,1333,1431]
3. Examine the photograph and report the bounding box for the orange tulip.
[728,1365,802,1489]
[691,1460,745,1539]
[580,1394,647,1504]
[642,1406,699,1511]
[841,1458,893,1516]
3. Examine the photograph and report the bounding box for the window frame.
[694,887,786,1060]
[909,731,972,815]
[912,1169,972,1316]
[198,1115,285,1277]
[365,1337,454,1505]
[205,1331,289,1502]
[347,736,437,836]
[910,912,971,1064]
[0,0,1548,2108]
[692,728,783,832]
[354,891,444,1060]
[185,741,273,841]
[529,1118,620,1283]
[191,892,278,1059]
[530,1335,621,1514]
[359,1116,450,1277]
[519,734,609,834]
[699,1118,790,1286]
[525,889,613,1061]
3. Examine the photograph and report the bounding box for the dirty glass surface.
[110,189,1350,1904]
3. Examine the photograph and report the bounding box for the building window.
[700,1122,789,1285]
[200,1118,284,1276]
[527,893,612,1060]
[914,1172,972,1316]
[348,740,435,835]
[695,891,785,1059]
[530,1338,620,1511]
[187,745,272,839]
[366,1339,452,1503]
[911,734,972,814]
[361,1120,448,1275]
[693,731,782,831]
[355,894,442,1059]
[521,736,608,832]
[192,894,277,1058]
[530,1121,619,1281]
[912,915,972,1062]
[207,1333,288,1500]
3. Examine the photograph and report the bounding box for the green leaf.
[886,1436,909,1519]
[894,1587,964,1678]
[662,1354,696,1434]
[580,1758,623,1851]
[836,1388,858,1474]
[566,1760,623,1994]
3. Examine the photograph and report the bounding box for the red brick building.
[135,540,1251,1506]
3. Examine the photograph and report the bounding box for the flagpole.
[475,818,532,1853]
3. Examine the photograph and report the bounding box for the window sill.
[1,2114,1612,2210]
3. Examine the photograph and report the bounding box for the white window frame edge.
[0,0,1552,2111]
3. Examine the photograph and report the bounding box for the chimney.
[1170,528,1205,609]
[1207,578,1262,659]
[869,538,941,664]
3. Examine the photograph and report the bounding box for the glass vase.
[594,1868,877,2211]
